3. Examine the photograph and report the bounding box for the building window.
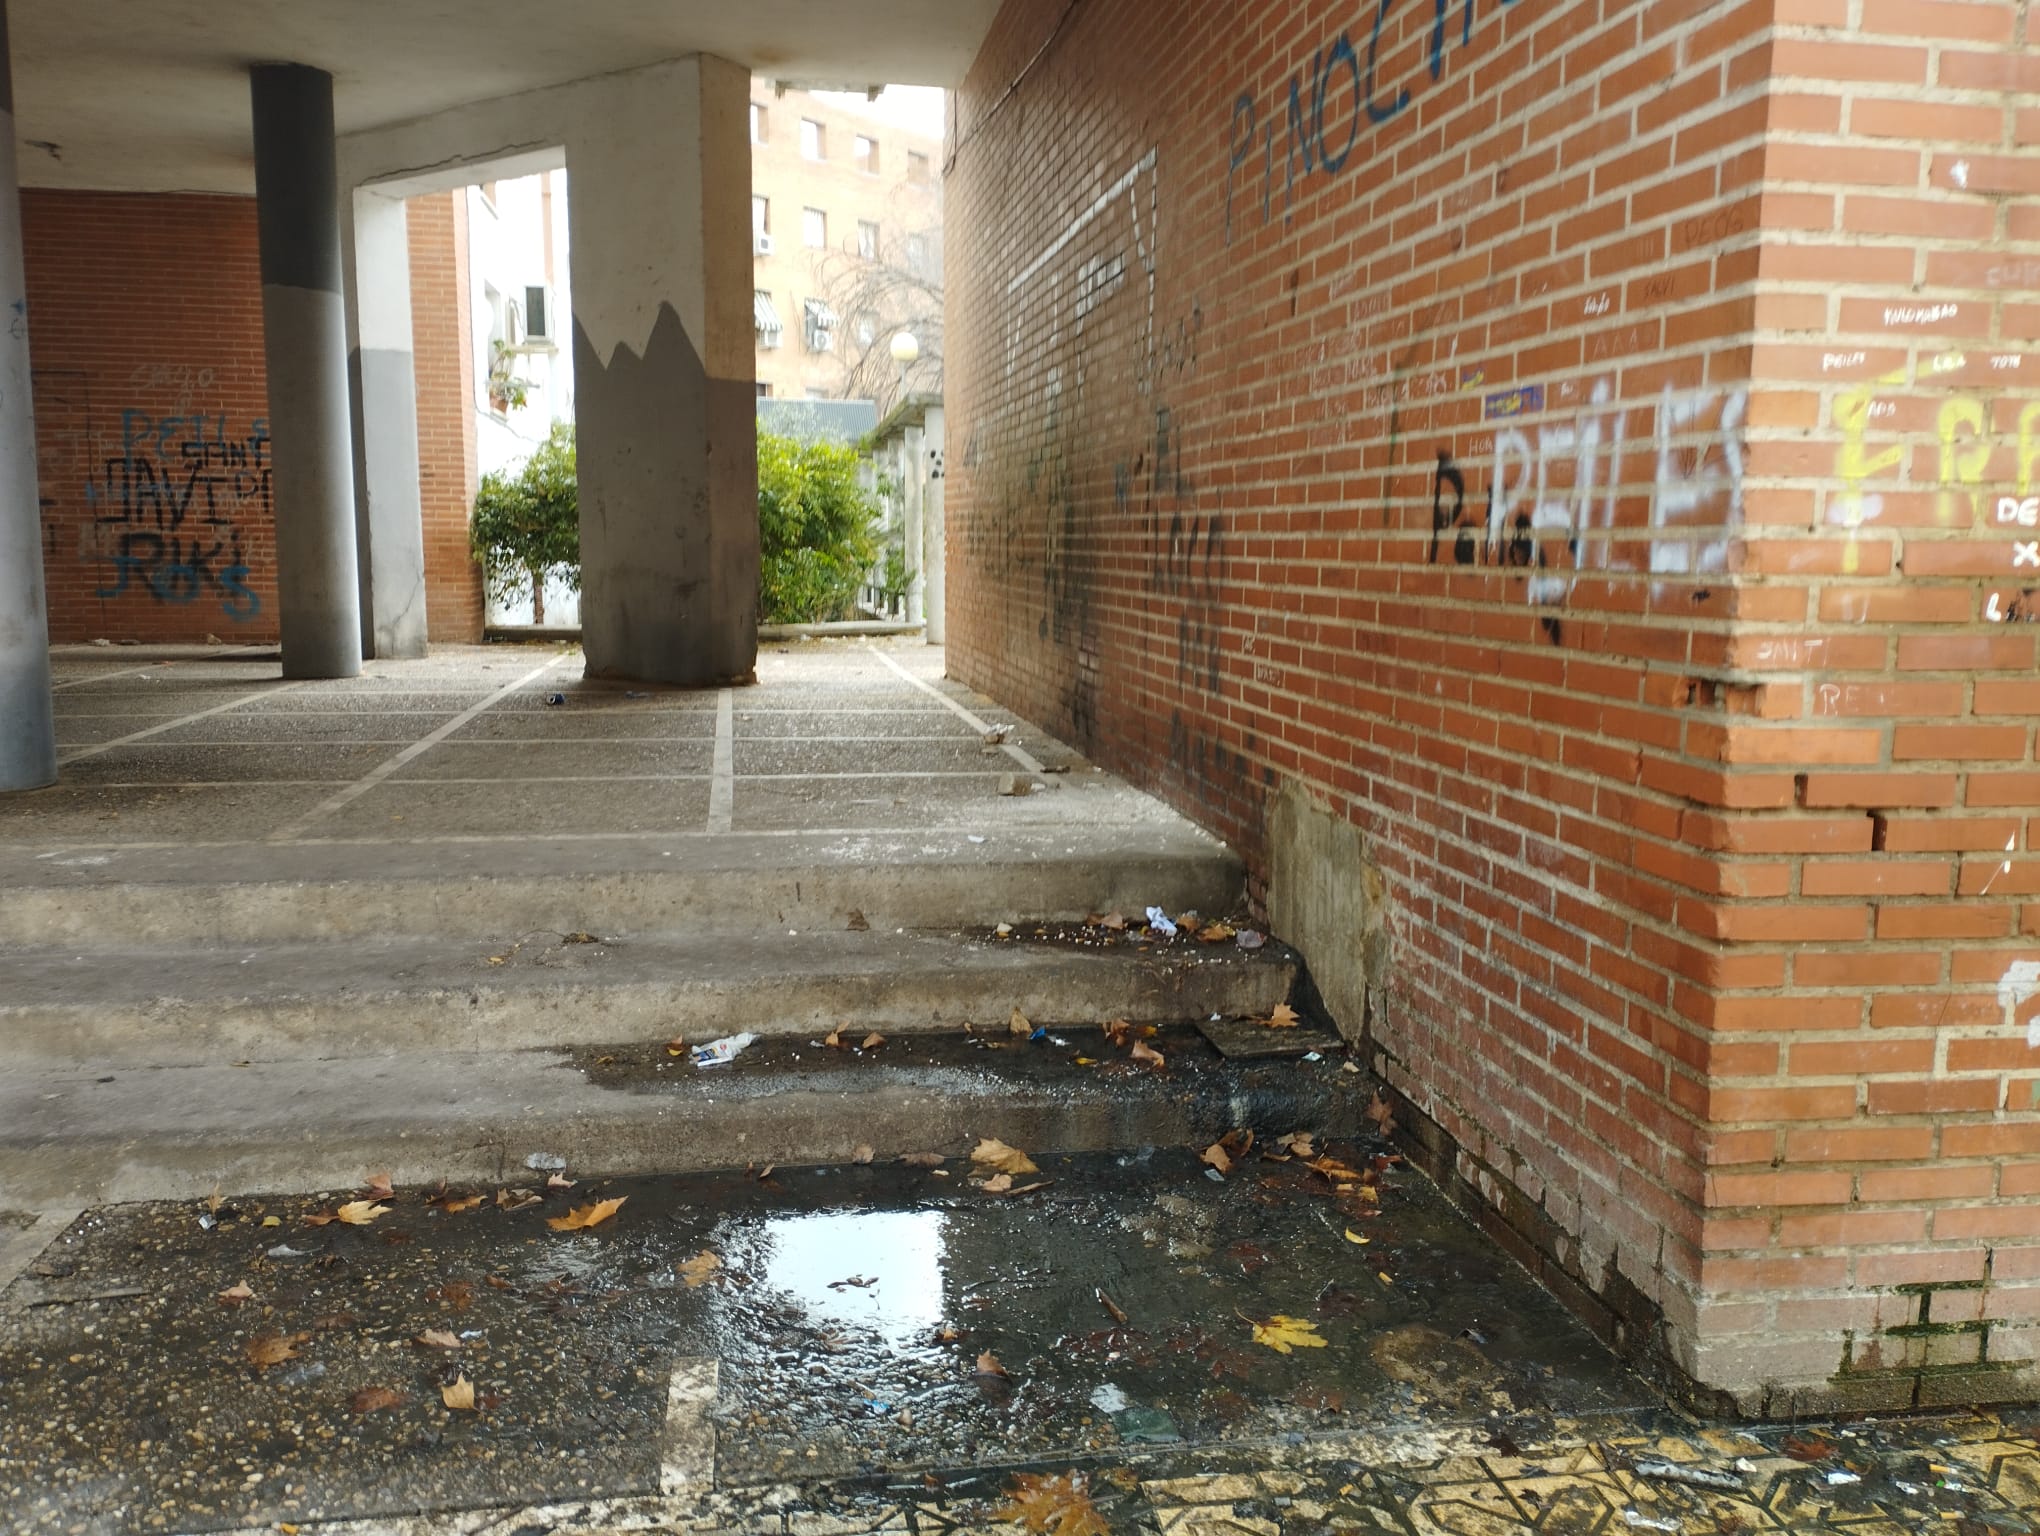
[757,382,773,398]
[801,119,825,160]
[907,151,931,185]
[906,234,929,273]
[754,290,784,350]
[858,220,880,260]
[803,298,839,353]
[854,135,879,174]
[750,102,768,144]
[753,196,769,235]
[802,207,827,249]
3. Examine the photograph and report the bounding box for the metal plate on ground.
[1197,1015,1343,1059]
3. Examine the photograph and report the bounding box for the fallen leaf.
[435,1194,482,1214]
[547,1196,626,1232]
[997,1471,1109,1536]
[1199,923,1237,943]
[1263,1002,1301,1029]
[495,1187,541,1212]
[414,1329,461,1350]
[1366,1090,1398,1136]
[246,1332,306,1370]
[971,1137,1040,1176]
[852,1144,875,1164]
[1074,1056,1097,1066]
[901,1152,946,1167]
[678,1251,721,1289]
[562,931,601,945]
[1009,1008,1032,1037]
[362,1171,395,1200]
[1782,1433,1836,1462]
[217,1281,254,1307]
[665,1036,688,1056]
[483,1274,514,1291]
[428,1281,475,1312]
[1201,1142,1232,1175]
[336,1201,390,1226]
[546,1172,577,1190]
[350,1385,405,1414]
[205,1184,224,1215]
[1099,912,1128,931]
[974,1351,1009,1377]
[825,1027,846,1049]
[846,909,870,931]
[303,1210,339,1227]
[861,1032,886,1050]
[1276,1131,1317,1158]
[995,921,1014,937]
[1249,1314,1328,1354]
[261,1216,280,1228]
[1344,1229,1371,1246]
[1130,1039,1166,1070]
[980,1173,1014,1194]
[1103,1018,1132,1047]
[442,1375,476,1411]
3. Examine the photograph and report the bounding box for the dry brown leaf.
[1200,1142,1232,1175]
[1263,1002,1301,1029]
[362,1171,395,1200]
[825,1027,846,1048]
[1130,1039,1166,1070]
[861,1032,886,1050]
[429,1281,475,1311]
[414,1329,461,1350]
[1099,912,1128,931]
[205,1184,224,1215]
[971,1137,1040,1176]
[562,931,601,945]
[495,1187,541,1212]
[979,1173,1014,1194]
[852,1144,875,1165]
[546,1172,577,1190]
[436,1194,483,1214]
[974,1351,1009,1377]
[1199,922,1237,943]
[303,1210,339,1228]
[901,1152,946,1167]
[336,1201,390,1226]
[350,1385,406,1414]
[1276,1131,1317,1158]
[1367,1089,1399,1136]
[217,1281,254,1307]
[547,1196,626,1232]
[441,1375,477,1411]
[246,1332,305,1370]
[997,1471,1108,1536]
[1009,1008,1032,1037]
[1103,1018,1132,1047]
[678,1251,721,1289]
[665,1035,688,1056]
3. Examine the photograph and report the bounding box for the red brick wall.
[408,191,483,643]
[24,192,278,644]
[946,0,2040,1411]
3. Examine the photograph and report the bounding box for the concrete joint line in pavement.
[55,681,312,766]
[268,656,568,842]
[865,645,1048,776]
[661,1356,719,1493]
[706,688,735,833]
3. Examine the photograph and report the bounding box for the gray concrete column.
[251,63,362,679]
[0,1,55,791]
[570,55,758,686]
[344,188,428,658]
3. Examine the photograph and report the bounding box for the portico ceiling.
[8,0,998,194]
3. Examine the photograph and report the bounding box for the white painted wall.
[467,168,578,625]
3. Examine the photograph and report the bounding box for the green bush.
[758,429,882,624]
[469,423,579,624]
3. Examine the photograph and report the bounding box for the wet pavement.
[7,1128,2037,1535]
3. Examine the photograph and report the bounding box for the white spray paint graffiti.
[2001,961,2040,1048]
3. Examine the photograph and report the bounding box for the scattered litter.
[625,690,651,699]
[265,1244,308,1260]
[997,774,1031,797]
[1090,1384,1130,1413]
[1621,1514,1679,1533]
[524,1152,568,1172]
[1204,1168,1226,1183]
[1634,1460,1745,1492]
[694,1032,758,1067]
[967,835,987,844]
[1145,907,1178,937]
[1302,1052,1323,1062]
[1236,929,1267,951]
[544,693,567,707]
[983,725,1011,745]
[1825,1470,1861,1487]
[1113,1405,1181,1443]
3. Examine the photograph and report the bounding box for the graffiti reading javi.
[89,410,266,620]
[1226,0,1533,241]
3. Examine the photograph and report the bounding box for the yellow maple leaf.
[336,1200,389,1226]
[1250,1314,1327,1354]
[971,1137,1039,1176]
[997,1470,1109,1536]
[678,1250,721,1288]
[547,1196,626,1232]
[1263,1002,1301,1028]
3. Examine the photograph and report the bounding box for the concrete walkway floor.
[3,1143,2037,1535]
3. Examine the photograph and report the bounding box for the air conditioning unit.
[755,233,775,256]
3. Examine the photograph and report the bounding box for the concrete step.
[0,1027,1368,1209]
[0,825,1239,945]
[0,928,1299,1068]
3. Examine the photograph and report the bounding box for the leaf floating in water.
[997,1471,1110,1536]
[1248,1314,1328,1354]
[546,1196,626,1232]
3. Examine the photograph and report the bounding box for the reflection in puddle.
[751,1209,948,1348]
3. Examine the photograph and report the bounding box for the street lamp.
[889,330,921,368]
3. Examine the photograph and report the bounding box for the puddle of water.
[736,1209,949,1351]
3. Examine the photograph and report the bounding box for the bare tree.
[814,223,944,415]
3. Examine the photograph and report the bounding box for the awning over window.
[803,299,840,331]
[753,292,783,335]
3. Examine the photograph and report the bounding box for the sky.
[814,84,946,144]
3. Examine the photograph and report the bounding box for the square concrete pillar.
[344,188,429,659]
[568,56,758,686]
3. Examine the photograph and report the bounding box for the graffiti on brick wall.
[1225,0,1534,242]
[1119,406,1225,698]
[1426,377,1747,643]
[88,409,266,621]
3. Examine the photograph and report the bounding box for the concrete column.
[570,55,758,686]
[0,1,55,790]
[903,423,925,627]
[924,404,946,645]
[251,63,363,679]
[344,188,428,658]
